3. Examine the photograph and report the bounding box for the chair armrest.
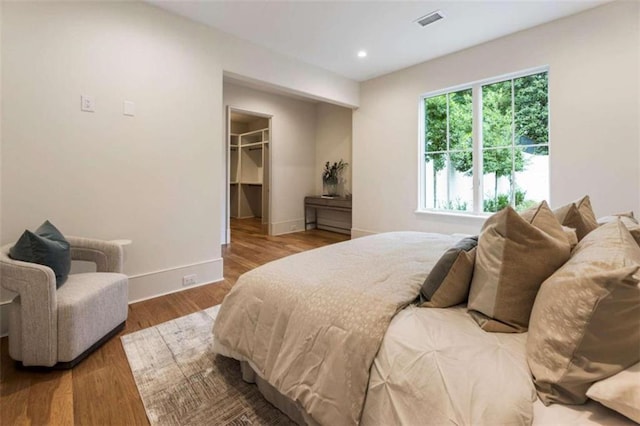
[0,247,58,366]
[66,236,124,273]
[0,248,56,293]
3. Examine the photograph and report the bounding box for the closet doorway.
[225,106,272,243]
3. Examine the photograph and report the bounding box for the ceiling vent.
[415,10,445,27]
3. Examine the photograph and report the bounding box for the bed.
[212,231,637,425]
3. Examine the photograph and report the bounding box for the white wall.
[2,1,225,302]
[353,1,639,237]
[1,0,359,316]
[223,82,318,235]
[315,104,353,196]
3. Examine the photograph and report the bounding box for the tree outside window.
[423,70,549,214]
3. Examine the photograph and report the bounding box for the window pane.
[483,80,513,148]
[425,95,447,153]
[515,148,549,211]
[449,89,473,151]
[482,148,515,213]
[421,70,549,214]
[425,153,473,211]
[514,72,548,146]
[446,153,473,212]
[424,152,446,209]
[450,150,473,176]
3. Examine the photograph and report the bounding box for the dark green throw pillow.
[10,220,71,287]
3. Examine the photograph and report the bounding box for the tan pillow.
[598,214,640,247]
[527,221,640,405]
[586,362,640,423]
[553,195,598,241]
[597,212,638,225]
[607,211,635,220]
[419,236,478,308]
[561,226,578,249]
[468,202,571,333]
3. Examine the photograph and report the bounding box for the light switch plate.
[81,95,95,112]
[123,100,135,116]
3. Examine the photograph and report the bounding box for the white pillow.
[586,362,640,423]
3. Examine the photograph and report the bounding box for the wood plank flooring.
[0,218,348,425]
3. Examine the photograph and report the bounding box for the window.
[420,69,549,214]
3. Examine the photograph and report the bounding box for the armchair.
[0,236,129,368]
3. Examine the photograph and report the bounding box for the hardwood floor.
[0,218,348,425]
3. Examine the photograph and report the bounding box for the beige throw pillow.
[561,226,578,249]
[419,236,478,308]
[598,214,640,247]
[527,221,640,405]
[586,362,640,423]
[468,202,570,333]
[553,195,598,241]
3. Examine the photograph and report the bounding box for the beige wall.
[315,104,353,196]
[1,1,359,307]
[223,82,318,236]
[353,0,640,236]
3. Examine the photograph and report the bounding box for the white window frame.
[417,65,550,216]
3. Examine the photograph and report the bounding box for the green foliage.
[482,81,525,180]
[483,189,537,212]
[425,72,548,210]
[425,95,447,172]
[483,193,510,213]
[425,90,473,174]
[439,198,468,211]
[514,73,548,147]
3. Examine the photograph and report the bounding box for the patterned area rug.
[121,306,293,425]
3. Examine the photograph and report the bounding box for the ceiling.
[148,0,610,82]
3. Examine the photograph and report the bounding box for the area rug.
[121,305,293,425]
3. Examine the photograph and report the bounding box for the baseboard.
[128,258,224,302]
[350,228,378,238]
[316,224,351,235]
[0,258,225,337]
[270,219,305,236]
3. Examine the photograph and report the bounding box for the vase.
[323,181,338,197]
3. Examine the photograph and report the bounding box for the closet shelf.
[240,128,268,137]
[241,142,264,148]
[229,117,269,222]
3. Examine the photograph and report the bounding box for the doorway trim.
[224,105,273,244]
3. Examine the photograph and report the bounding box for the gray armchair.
[0,236,128,368]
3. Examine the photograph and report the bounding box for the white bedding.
[362,305,636,425]
[214,232,634,425]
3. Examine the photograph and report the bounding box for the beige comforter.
[212,232,459,425]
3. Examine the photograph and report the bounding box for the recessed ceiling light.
[357,50,367,58]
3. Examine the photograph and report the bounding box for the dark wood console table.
[304,196,352,234]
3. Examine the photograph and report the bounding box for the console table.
[304,196,352,234]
